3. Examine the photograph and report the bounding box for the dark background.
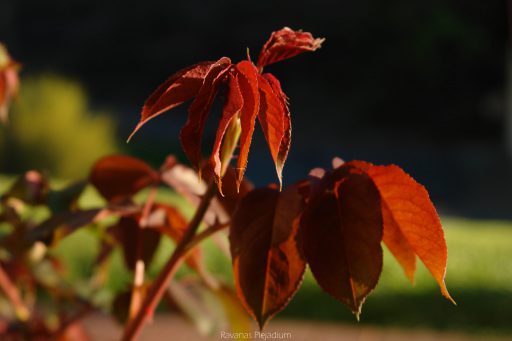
[1,0,510,218]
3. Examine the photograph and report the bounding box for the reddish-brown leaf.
[111,215,161,271]
[234,60,260,190]
[230,185,306,328]
[257,75,286,188]
[257,27,325,68]
[180,57,232,171]
[210,73,244,190]
[90,155,159,201]
[301,166,383,317]
[128,61,215,141]
[260,73,291,187]
[348,161,454,303]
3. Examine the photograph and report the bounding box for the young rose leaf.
[348,161,454,303]
[111,215,161,271]
[180,57,232,172]
[257,74,288,189]
[132,29,322,192]
[210,73,244,191]
[230,185,306,328]
[234,61,260,191]
[262,73,291,182]
[128,61,216,141]
[90,155,159,201]
[257,27,325,68]
[301,167,383,318]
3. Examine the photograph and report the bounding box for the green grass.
[3,177,511,334]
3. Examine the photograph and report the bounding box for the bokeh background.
[0,0,511,338]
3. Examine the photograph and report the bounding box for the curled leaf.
[257,27,324,68]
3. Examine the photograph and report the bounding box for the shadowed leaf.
[301,166,383,318]
[90,155,159,201]
[230,185,306,328]
[111,215,161,271]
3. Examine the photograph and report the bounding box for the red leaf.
[259,73,291,188]
[180,57,232,171]
[230,185,306,328]
[348,161,454,303]
[257,27,324,68]
[301,166,383,317]
[111,215,161,271]
[90,155,159,201]
[234,60,260,190]
[128,61,215,141]
[210,73,244,190]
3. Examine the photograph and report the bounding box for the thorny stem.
[121,182,218,341]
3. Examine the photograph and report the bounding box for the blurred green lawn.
[1,177,511,335]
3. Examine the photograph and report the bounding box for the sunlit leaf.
[128,61,216,140]
[257,27,324,68]
[348,161,454,303]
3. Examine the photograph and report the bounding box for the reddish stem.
[0,265,30,321]
[121,182,217,341]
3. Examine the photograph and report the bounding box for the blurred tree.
[0,75,119,178]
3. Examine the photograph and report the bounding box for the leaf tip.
[441,285,456,306]
[127,123,143,143]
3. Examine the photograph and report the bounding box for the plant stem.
[121,182,217,341]
[0,265,30,321]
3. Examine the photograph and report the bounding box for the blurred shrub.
[0,75,119,178]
